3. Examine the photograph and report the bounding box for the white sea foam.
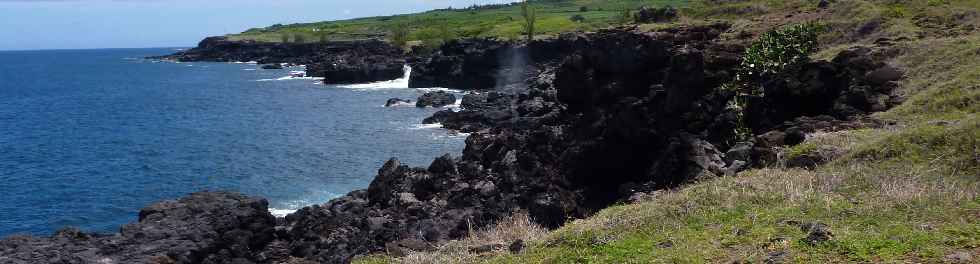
[444,98,463,109]
[335,65,412,89]
[269,208,296,218]
[383,101,415,107]
[415,87,463,93]
[243,69,257,71]
[245,61,259,64]
[411,123,444,130]
[255,76,325,82]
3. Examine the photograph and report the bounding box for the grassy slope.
[355,0,980,263]
[226,0,686,44]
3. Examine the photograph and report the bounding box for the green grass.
[226,0,688,45]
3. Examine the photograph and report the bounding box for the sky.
[0,0,518,51]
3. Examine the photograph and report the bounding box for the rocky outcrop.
[153,36,406,85]
[5,24,905,264]
[282,26,748,263]
[0,192,277,264]
[306,57,405,85]
[385,98,412,107]
[415,91,458,108]
[746,44,904,131]
[408,38,517,90]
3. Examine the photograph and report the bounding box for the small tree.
[280,33,291,43]
[521,0,537,42]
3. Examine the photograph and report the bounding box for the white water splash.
[410,123,444,130]
[255,76,324,82]
[335,65,412,89]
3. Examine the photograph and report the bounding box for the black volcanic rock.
[5,23,906,264]
[0,192,277,264]
[307,57,405,84]
[416,91,457,107]
[261,64,283,69]
[153,36,406,85]
[385,98,412,107]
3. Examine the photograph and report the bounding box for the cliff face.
[2,23,904,264]
[153,36,407,85]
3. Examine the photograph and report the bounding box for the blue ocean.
[0,48,466,237]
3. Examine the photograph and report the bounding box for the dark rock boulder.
[416,91,458,108]
[0,192,277,264]
[261,64,283,69]
[818,0,830,8]
[308,59,404,85]
[151,37,407,85]
[384,98,412,107]
[408,38,518,90]
[422,92,522,132]
[745,45,904,132]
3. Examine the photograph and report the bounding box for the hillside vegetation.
[353,0,980,263]
[227,0,685,45]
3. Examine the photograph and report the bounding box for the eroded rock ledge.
[3,24,904,264]
[151,36,406,85]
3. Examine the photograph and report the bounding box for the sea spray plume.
[494,45,531,92]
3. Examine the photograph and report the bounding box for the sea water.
[0,48,466,236]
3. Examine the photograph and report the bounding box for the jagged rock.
[724,141,754,165]
[309,59,404,84]
[385,98,412,107]
[422,92,519,132]
[416,91,457,108]
[151,37,406,84]
[261,64,283,69]
[866,64,904,85]
[800,222,833,244]
[13,23,910,264]
[0,192,276,264]
[509,239,525,253]
[724,160,748,177]
[817,0,830,8]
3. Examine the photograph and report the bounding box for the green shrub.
[726,23,824,141]
[736,22,823,95]
[521,0,537,42]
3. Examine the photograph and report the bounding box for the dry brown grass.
[362,212,548,264]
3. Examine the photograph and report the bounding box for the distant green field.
[226,0,689,45]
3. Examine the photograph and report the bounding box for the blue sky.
[0,0,517,50]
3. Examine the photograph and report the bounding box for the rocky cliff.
[152,37,406,85]
[3,23,904,264]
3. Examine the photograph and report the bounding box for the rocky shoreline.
[151,37,406,85]
[2,23,905,264]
